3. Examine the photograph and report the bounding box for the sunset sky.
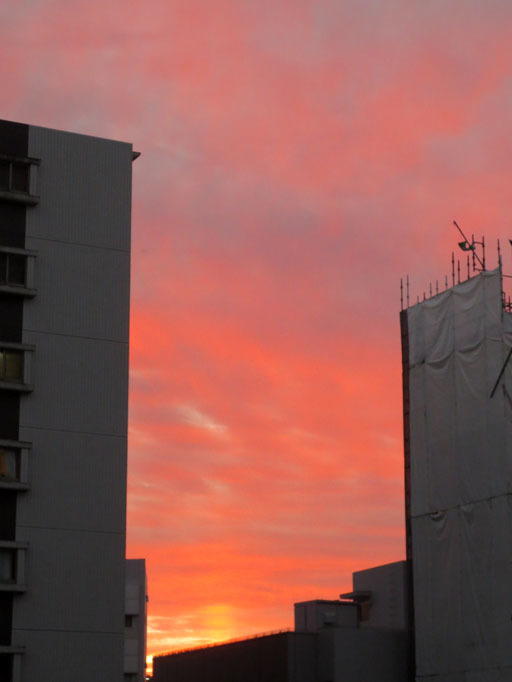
[3,0,512,667]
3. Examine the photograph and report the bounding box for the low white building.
[125,559,148,682]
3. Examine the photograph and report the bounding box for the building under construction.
[401,265,512,681]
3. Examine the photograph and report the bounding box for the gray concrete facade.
[294,599,358,632]
[0,120,133,682]
[352,560,409,630]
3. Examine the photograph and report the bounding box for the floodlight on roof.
[453,220,485,270]
[458,241,474,252]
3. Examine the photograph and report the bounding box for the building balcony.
[0,542,28,592]
[0,246,37,297]
[0,342,35,392]
[0,440,30,491]
[0,154,40,205]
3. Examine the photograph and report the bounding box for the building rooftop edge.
[0,117,134,148]
[154,628,294,659]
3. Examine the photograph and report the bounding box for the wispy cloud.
[171,404,229,436]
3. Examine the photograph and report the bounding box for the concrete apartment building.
[0,119,133,682]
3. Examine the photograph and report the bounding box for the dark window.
[0,653,12,682]
[125,615,134,627]
[0,295,23,343]
[0,253,26,287]
[11,164,28,193]
[0,350,23,382]
[0,394,19,441]
[0,203,26,248]
[0,549,14,584]
[0,449,19,482]
[0,163,9,191]
[8,255,25,286]
[0,159,30,195]
[0,491,16,540]
[0,593,13,646]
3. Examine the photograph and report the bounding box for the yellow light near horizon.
[201,603,237,640]
[146,655,153,677]
[148,604,239,664]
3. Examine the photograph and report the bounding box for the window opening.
[0,160,30,195]
[0,351,23,382]
[0,549,14,584]
[0,253,26,287]
[0,448,19,482]
[0,162,9,191]
[11,165,28,193]
[0,653,13,682]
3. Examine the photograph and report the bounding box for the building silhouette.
[0,119,133,682]
[153,561,410,682]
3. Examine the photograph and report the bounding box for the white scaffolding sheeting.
[407,269,512,681]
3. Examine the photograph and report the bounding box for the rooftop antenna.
[400,278,403,311]
[406,275,410,308]
[498,239,512,310]
[499,240,512,280]
[498,240,505,308]
[451,252,455,286]
[453,220,485,271]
